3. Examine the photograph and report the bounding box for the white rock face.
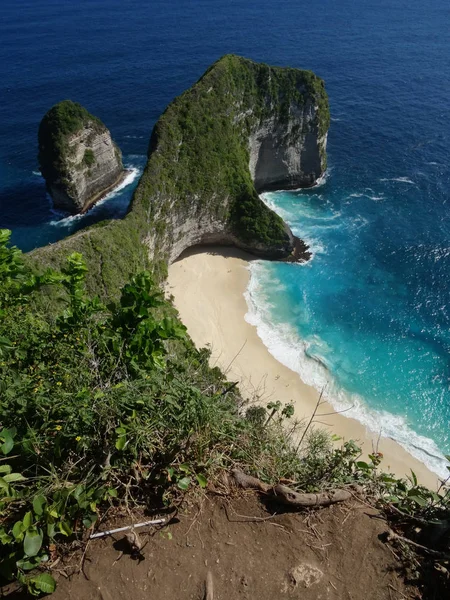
[49,125,124,214]
[249,99,326,191]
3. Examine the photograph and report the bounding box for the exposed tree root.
[231,469,352,508]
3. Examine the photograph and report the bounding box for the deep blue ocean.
[1,0,449,476]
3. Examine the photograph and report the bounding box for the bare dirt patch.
[18,494,418,600]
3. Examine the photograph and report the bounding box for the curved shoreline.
[167,246,438,490]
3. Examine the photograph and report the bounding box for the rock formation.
[31,56,329,297]
[133,54,329,264]
[38,100,124,214]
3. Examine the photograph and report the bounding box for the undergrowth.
[0,230,449,596]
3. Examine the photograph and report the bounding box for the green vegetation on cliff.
[38,100,104,184]
[30,55,330,297]
[1,231,449,596]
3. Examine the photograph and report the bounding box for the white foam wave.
[260,193,295,222]
[348,192,384,202]
[380,177,417,185]
[244,264,448,479]
[260,194,329,257]
[49,167,140,227]
[32,170,43,178]
[311,169,329,188]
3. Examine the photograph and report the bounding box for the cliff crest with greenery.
[30,55,329,296]
[38,100,124,214]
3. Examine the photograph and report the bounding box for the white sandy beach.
[167,246,438,489]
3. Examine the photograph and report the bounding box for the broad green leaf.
[0,477,10,490]
[408,495,427,507]
[23,528,43,557]
[32,495,46,516]
[22,511,33,530]
[115,434,127,451]
[179,464,190,474]
[47,522,56,539]
[107,488,118,498]
[16,555,42,571]
[29,573,56,595]
[356,461,370,470]
[177,476,191,491]
[82,513,98,529]
[0,528,12,545]
[196,474,207,489]
[3,473,26,483]
[59,521,73,537]
[12,521,24,540]
[0,465,12,475]
[0,429,14,455]
[429,491,442,503]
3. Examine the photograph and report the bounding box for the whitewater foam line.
[260,193,328,258]
[243,262,449,480]
[49,166,140,227]
[379,177,417,185]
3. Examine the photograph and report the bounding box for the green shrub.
[83,149,95,167]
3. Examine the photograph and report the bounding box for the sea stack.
[38,100,125,214]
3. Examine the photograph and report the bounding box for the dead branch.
[386,529,450,560]
[231,469,351,507]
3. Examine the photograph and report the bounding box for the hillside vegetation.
[3,57,448,597]
[1,230,449,596]
[29,55,329,297]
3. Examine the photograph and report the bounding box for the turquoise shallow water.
[245,175,450,477]
[1,0,450,475]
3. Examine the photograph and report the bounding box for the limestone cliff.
[30,56,329,298]
[134,54,329,264]
[38,101,124,214]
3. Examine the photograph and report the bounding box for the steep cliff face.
[249,99,327,191]
[38,101,124,214]
[133,54,329,265]
[30,56,329,298]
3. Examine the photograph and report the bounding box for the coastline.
[167,246,438,489]
[80,169,132,214]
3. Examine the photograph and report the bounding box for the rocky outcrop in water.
[30,56,329,296]
[134,54,329,264]
[38,101,124,214]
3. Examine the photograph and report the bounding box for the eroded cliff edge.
[137,54,329,264]
[38,101,125,214]
[30,55,329,298]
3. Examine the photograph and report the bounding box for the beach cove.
[167,246,438,490]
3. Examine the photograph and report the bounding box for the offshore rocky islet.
[32,54,329,293]
[38,101,125,214]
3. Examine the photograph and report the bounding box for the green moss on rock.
[38,100,103,184]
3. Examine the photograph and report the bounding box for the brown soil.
[8,493,419,600]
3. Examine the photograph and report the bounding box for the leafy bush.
[1,229,449,595]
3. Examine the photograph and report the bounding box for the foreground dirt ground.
[24,493,417,600]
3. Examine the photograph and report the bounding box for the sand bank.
[167,247,438,489]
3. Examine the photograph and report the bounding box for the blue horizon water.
[1,0,450,476]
